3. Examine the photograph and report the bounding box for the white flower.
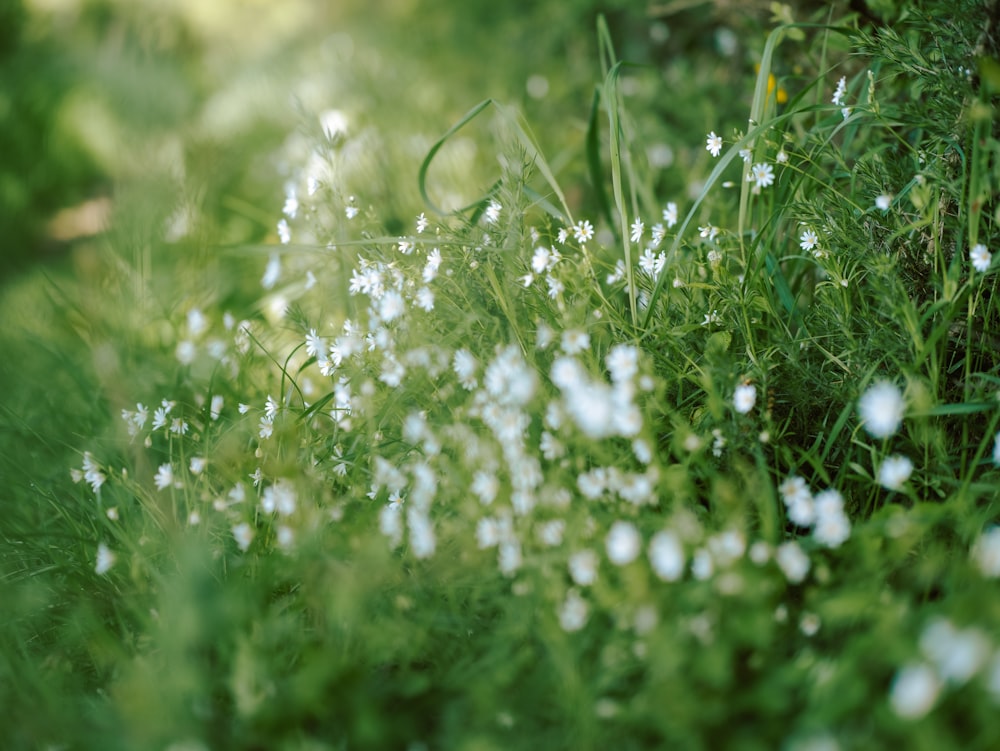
[154,463,174,491]
[261,253,281,289]
[859,381,905,438]
[890,663,941,719]
[210,395,224,421]
[649,530,685,581]
[378,290,405,322]
[971,243,992,273]
[629,218,644,243]
[877,455,913,490]
[277,218,291,245]
[189,457,207,475]
[832,76,847,106]
[662,201,678,228]
[799,228,818,252]
[972,527,1000,577]
[95,543,116,575]
[559,589,589,632]
[453,349,478,390]
[733,383,757,414]
[484,199,502,224]
[920,618,990,685]
[232,522,255,552]
[775,540,810,583]
[407,508,436,559]
[748,162,775,190]
[606,344,639,383]
[875,193,892,211]
[706,131,723,157]
[813,508,851,548]
[261,480,297,516]
[572,219,594,243]
[561,329,590,355]
[606,521,641,566]
[569,550,599,586]
[415,212,428,233]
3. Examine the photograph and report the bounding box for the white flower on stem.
[606,521,641,566]
[484,199,502,224]
[277,218,291,245]
[95,543,116,575]
[559,589,589,632]
[154,463,174,491]
[261,253,281,289]
[877,455,913,490]
[775,540,810,583]
[561,329,590,355]
[748,162,775,190]
[858,381,905,438]
[415,212,428,233]
[970,243,992,273]
[972,527,1000,577]
[569,549,599,586]
[662,201,678,227]
[648,529,684,581]
[890,664,941,719]
[232,522,254,552]
[799,228,818,252]
[832,76,847,106]
[706,131,723,157]
[779,475,815,528]
[572,219,595,243]
[629,218,644,244]
[733,383,757,414]
[875,193,892,211]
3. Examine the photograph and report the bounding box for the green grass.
[2,1,1000,749]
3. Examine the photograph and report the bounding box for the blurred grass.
[0,1,882,747]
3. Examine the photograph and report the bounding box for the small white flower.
[875,193,892,211]
[972,527,1000,577]
[569,549,599,586]
[232,522,255,552]
[706,131,723,157]
[733,383,757,414]
[890,663,941,719]
[629,218,644,244]
[277,218,291,245]
[859,381,905,438]
[970,243,992,273]
[748,162,775,190]
[415,212,428,233]
[261,253,281,289]
[559,589,589,632]
[662,201,678,228]
[648,529,685,581]
[572,219,595,243]
[775,540,810,583]
[799,228,818,252]
[189,457,207,475]
[877,455,913,490]
[484,199,502,225]
[154,463,174,491]
[561,329,590,355]
[606,521,641,566]
[95,543,116,575]
[832,76,847,106]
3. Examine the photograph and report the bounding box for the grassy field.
[2,1,1000,748]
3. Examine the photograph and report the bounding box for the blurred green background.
[1,0,831,281]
